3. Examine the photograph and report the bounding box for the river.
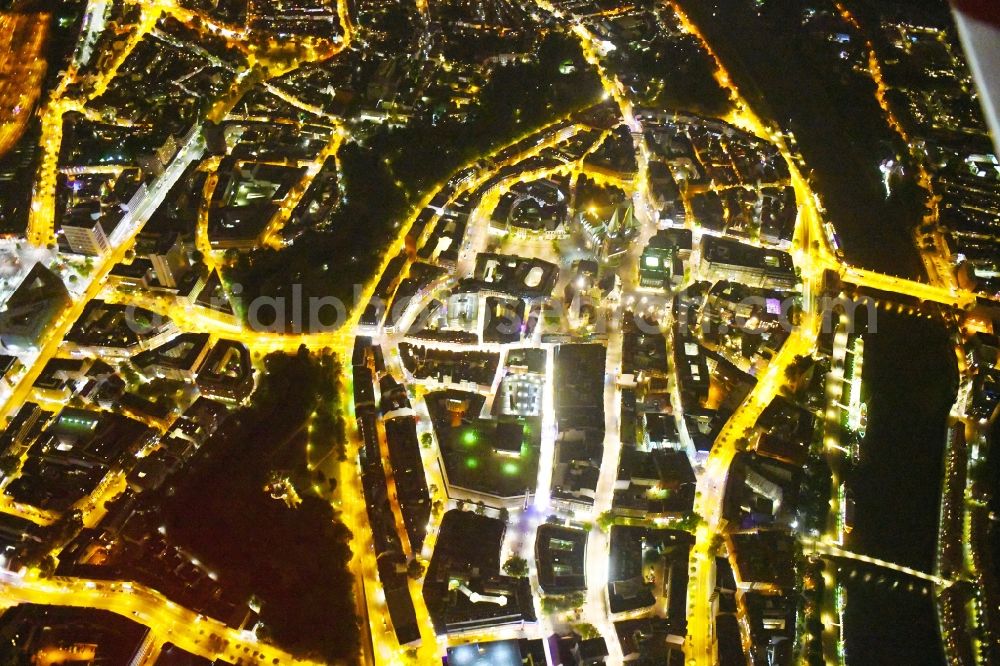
[841,310,956,665]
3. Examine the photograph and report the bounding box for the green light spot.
[466,458,479,469]
[462,431,477,446]
[502,462,518,476]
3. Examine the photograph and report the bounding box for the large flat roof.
[701,235,794,276]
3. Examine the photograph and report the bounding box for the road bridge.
[803,539,959,588]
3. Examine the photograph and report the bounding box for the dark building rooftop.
[0,604,150,664]
[465,253,559,299]
[535,524,588,594]
[700,236,795,285]
[554,344,606,433]
[728,530,797,591]
[66,300,174,353]
[195,338,254,403]
[133,332,212,379]
[0,263,71,350]
[423,510,535,635]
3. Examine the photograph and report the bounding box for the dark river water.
[841,311,955,665]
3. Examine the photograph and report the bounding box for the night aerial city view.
[0,0,999,664]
